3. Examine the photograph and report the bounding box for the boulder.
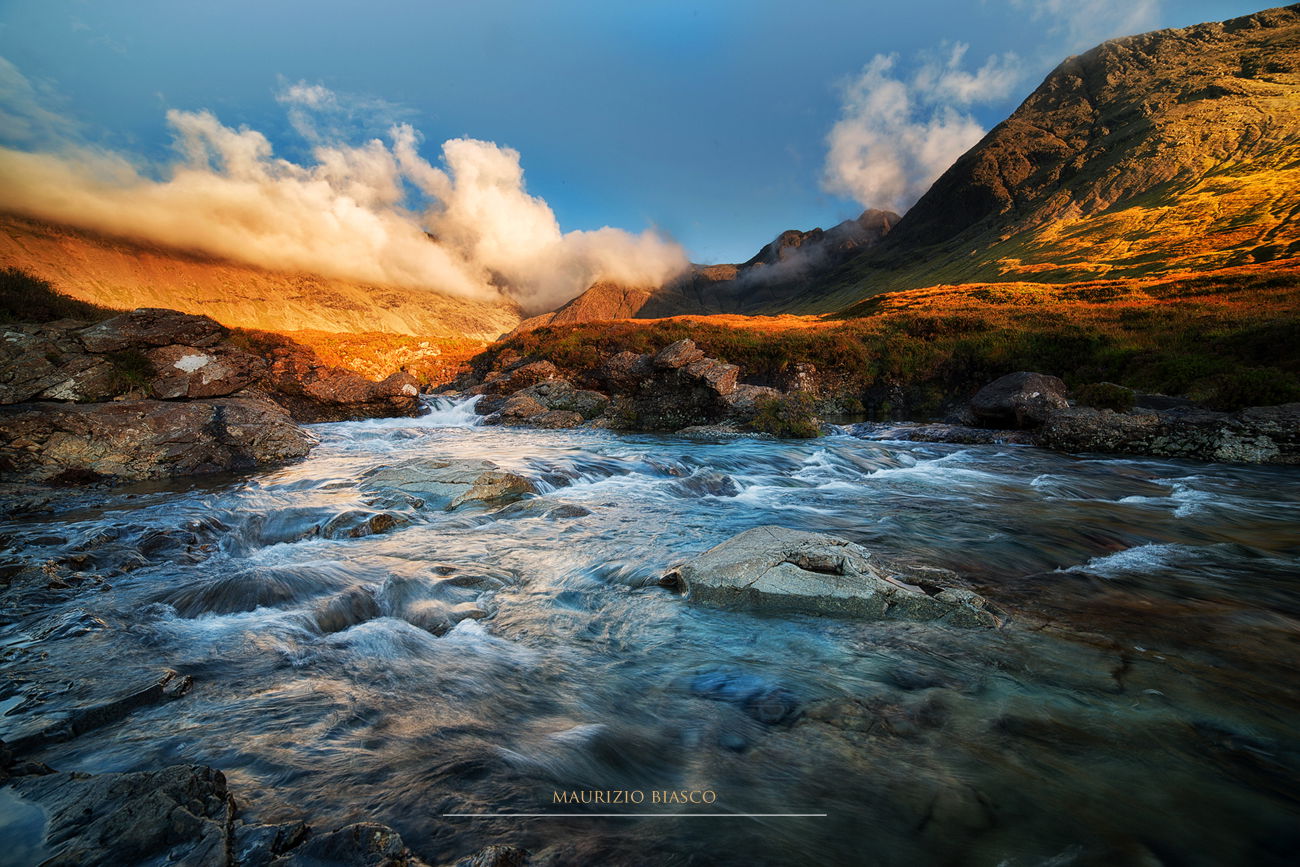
[146,344,264,399]
[0,397,316,484]
[257,336,421,422]
[492,394,547,425]
[514,380,609,418]
[475,360,561,395]
[360,458,535,510]
[970,371,1068,428]
[596,350,651,389]
[661,527,1002,627]
[78,308,226,353]
[653,338,707,369]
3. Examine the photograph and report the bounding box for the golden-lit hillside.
[0,213,521,340]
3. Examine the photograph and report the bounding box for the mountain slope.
[513,209,898,331]
[793,4,1300,312]
[0,213,522,340]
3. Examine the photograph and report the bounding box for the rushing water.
[2,398,1298,866]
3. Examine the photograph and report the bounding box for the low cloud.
[1014,0,1162,52]
[822,45,1022,213]
[0,69,686,313]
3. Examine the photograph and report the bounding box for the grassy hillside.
[476,264,1300,415]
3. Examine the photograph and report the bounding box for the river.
[2,397,1298,866]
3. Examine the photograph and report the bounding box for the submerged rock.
[360,458,535,510]
[661,526,1002,627]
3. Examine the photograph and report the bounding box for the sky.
[0,0,1269,305]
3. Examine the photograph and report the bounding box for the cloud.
[0,68,686,313]
[822,45,1022,213]
[0,57,79,147]
[1013,0,1162,52]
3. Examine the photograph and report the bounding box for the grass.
[0,268,120,324]
[474,265,1300,416]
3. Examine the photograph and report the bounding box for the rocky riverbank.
[1,308,423,492]
[449,346,1300,465]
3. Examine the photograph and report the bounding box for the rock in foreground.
[4,762,431,866]
[0,397,316,485]
[661,526,1002,627]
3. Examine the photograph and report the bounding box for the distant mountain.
[513,209,898,332]
[0,213,522,340]
[796,4,1300,312]
[526,5,1299,326]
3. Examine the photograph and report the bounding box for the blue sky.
[0,0,1268,264]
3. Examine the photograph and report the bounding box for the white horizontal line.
[442,813,827,818]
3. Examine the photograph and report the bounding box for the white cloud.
[1014,0,1163,53]
[0,68,687,313]
[822,46,1022,213]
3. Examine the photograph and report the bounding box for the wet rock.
[314,587,382,634]
[360,458,535,510]
[7,764,233,867]
[662,526,1002,626]
[0,397,316,484]
[454,843,531,867]
[6,670,194,755]
[77,308,226,352]
[377,572,497,635]
[1040,403,1300,464]
[159,565,349,617]
[490,393,546,424]
[547,504,592,519]
[146,344,263,399]
[8,762,429,867]
[846,422,1037,446]
[970,371,1069,429]
[667,470,740,497]
[277,822,423,866]
[320,509,411,539]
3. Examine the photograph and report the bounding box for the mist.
[0,70,687,314]
[822,46,1022,215]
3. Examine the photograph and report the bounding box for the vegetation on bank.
[0,268,119,324]
[473,267,1300,416]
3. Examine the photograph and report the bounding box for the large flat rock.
[662,526,1001,627]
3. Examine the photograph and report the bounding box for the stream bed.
[2,398,1298,866]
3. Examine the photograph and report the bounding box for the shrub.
[750,393,821,438]
[0,267,118,323]
[1073,382,1136,412]
[106,349,154,388]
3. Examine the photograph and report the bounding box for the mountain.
[522,5,1298,326]
[512,209,898,332]
[0,213,522,340]
[794,4,1300,312]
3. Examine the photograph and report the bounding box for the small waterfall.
[417,394,484,428]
